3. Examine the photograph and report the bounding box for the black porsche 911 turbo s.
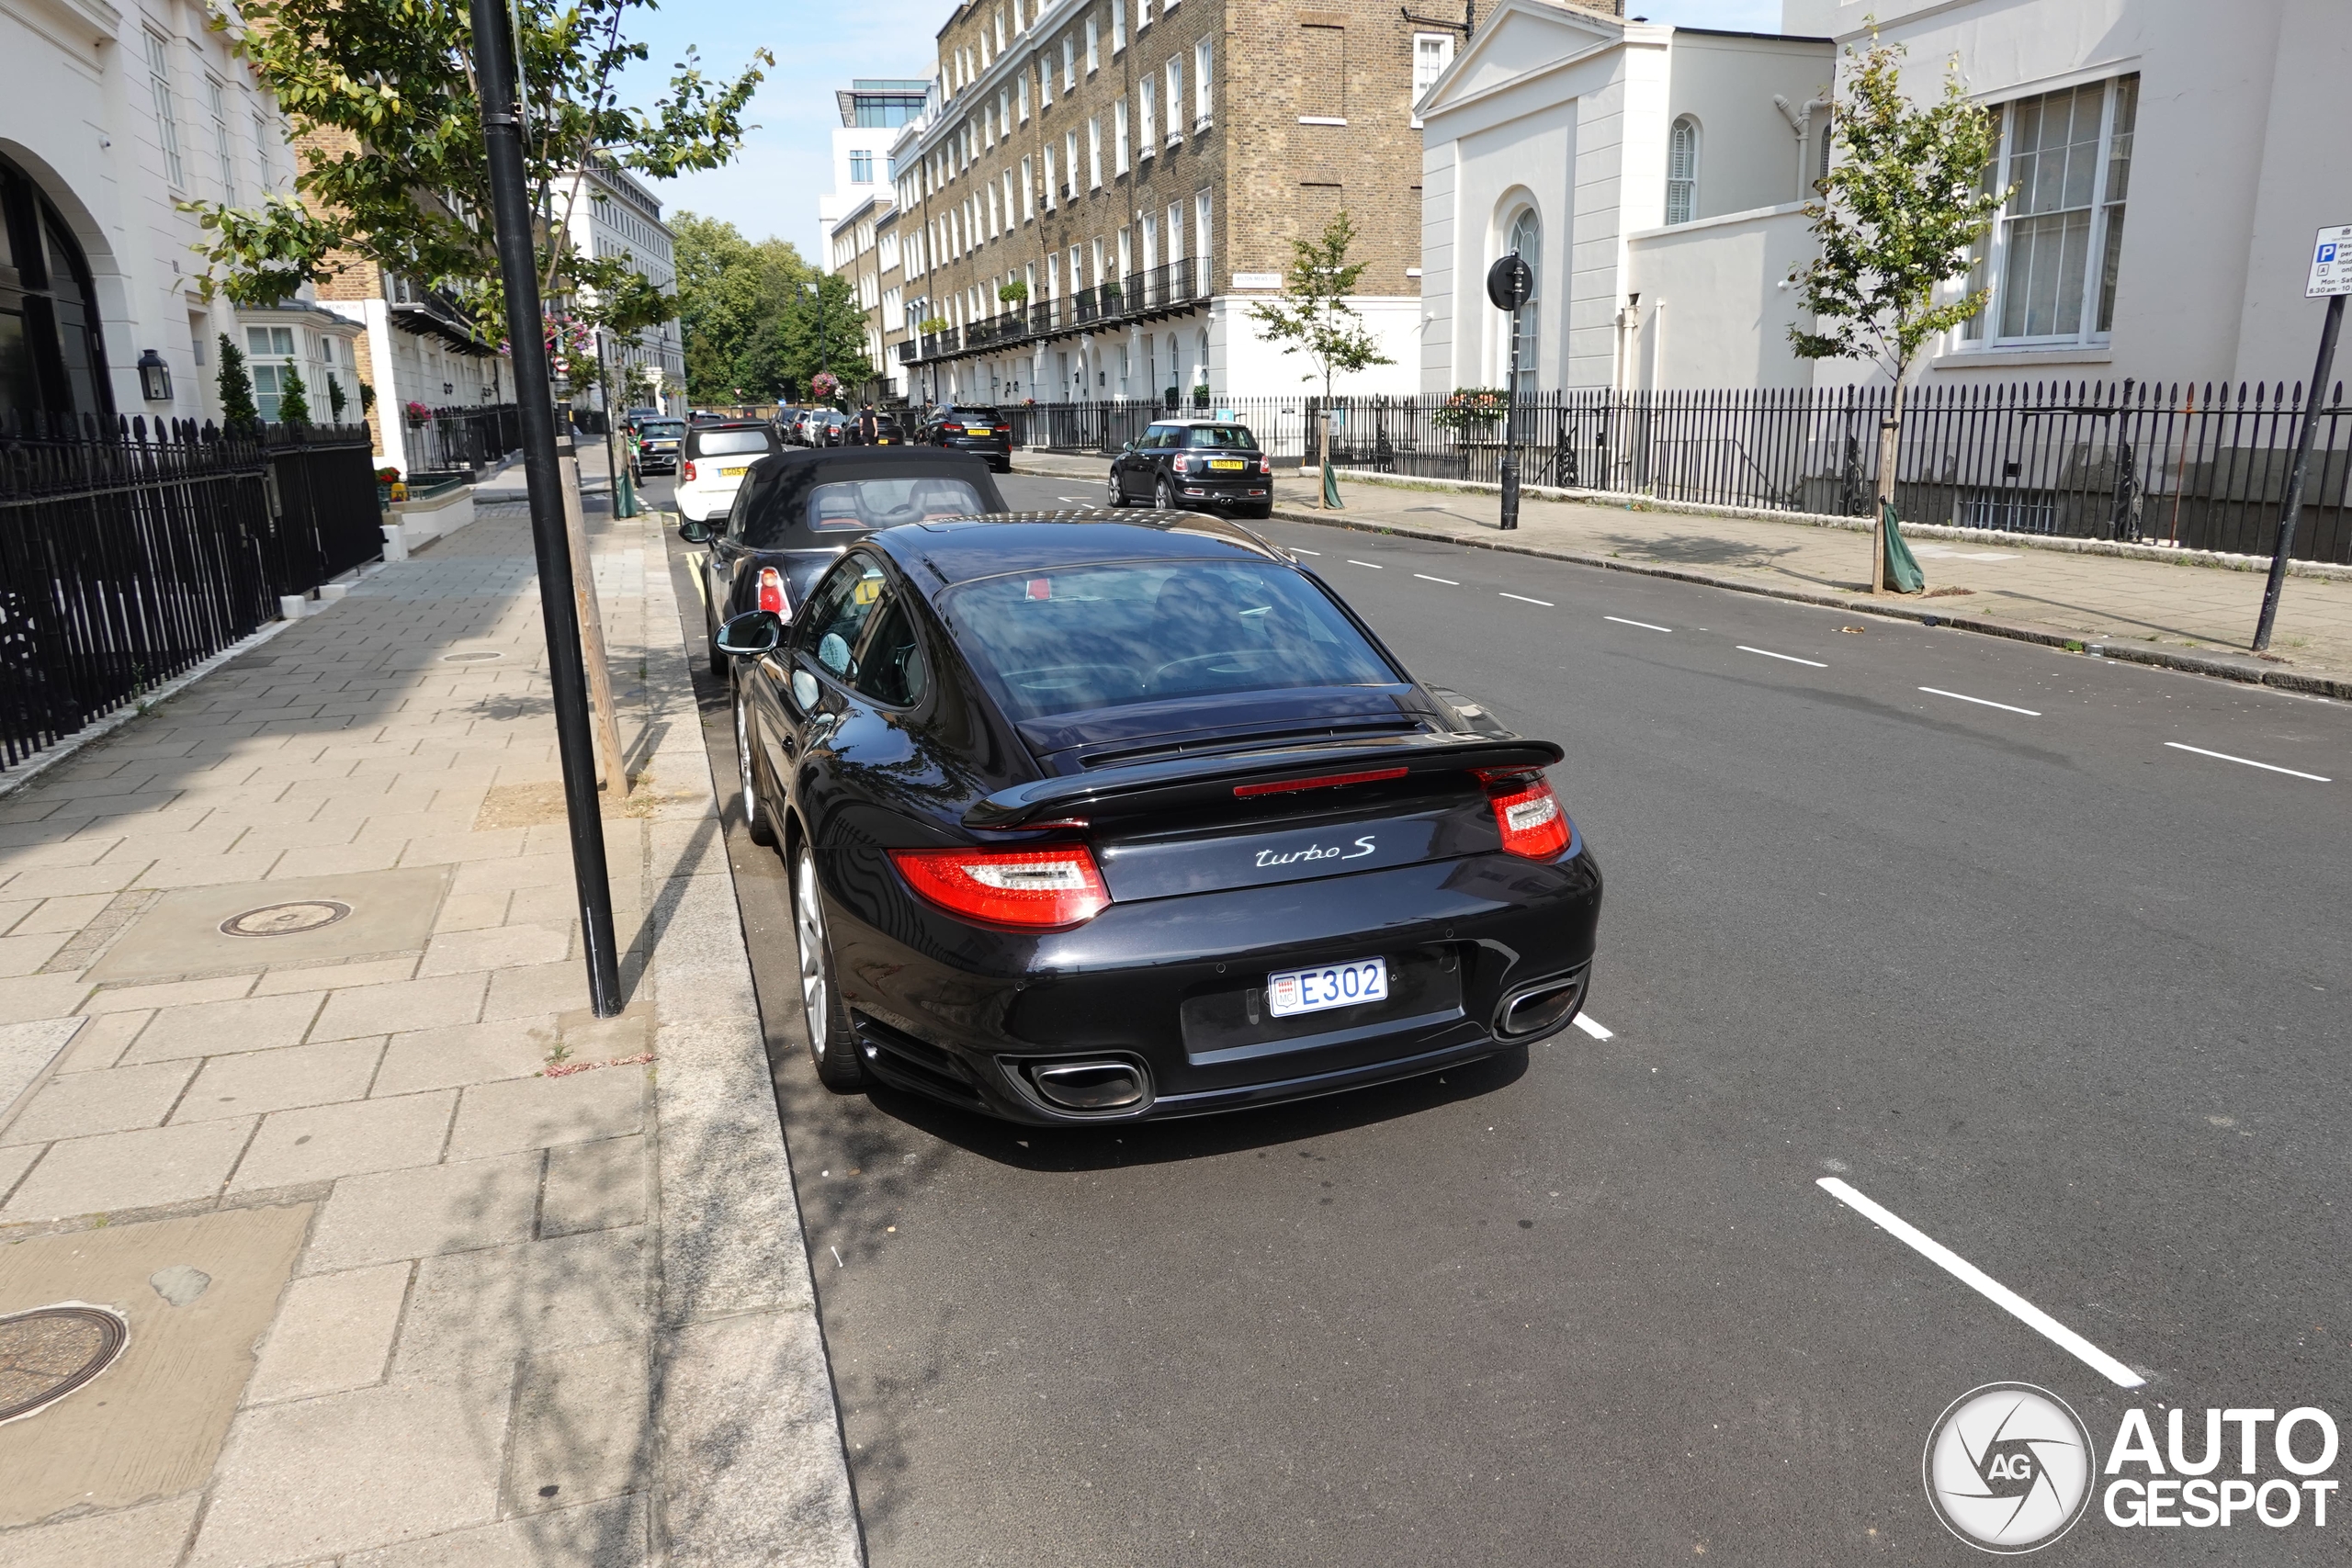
[713,510,1604,1125]
[676,447,1008,675]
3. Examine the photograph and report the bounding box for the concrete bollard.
[278,595,308,622]
[380,524,409,562]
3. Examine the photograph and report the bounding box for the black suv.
[635,417,686,475]
[919,405,1013,471]
[1106,419,1273,517]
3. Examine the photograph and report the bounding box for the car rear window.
[1183,425,1258,449]
[806,477,989,531]
[949,408,1004,422]
[641,421,684,437]
[692,429,775,457]
[944,561,1399,720]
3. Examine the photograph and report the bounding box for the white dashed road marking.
[1500,592,1553,607]
[1604,615,1671,633]
[1572,1014,1612,1041]
[1414,573,1459,585]
[1739,645,1827,668]
[1347,559,1384,570]
[2164,741,2331,783]
[1291,547,1321,555]
[1816,1178,2145,1388]
[1919,686,2041,716]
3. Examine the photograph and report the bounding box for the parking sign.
[2308,224,2352,297]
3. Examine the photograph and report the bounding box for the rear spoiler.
[963,733,1565,829]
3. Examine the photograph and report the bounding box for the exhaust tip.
[1498,976,1585,1039]
[1028,1059,1148,1111]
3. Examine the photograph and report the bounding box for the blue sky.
[625,0,1784,259]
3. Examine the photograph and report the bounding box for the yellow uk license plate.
[719,466,748,478]
[1209,458,1246,469]
[965,425,992,435]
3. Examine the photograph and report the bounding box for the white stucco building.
[556,158,685,418]
[1418,0,2350,394]
[0,0,360,429]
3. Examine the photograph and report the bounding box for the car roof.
[870,510,1289,587]
[695,420,773,432]
[1148,416,1255,426]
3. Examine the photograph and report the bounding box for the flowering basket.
[403,401,433,424]
[1431,389,1510,434]
[810,371,842,400]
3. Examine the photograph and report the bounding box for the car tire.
[1154,476,1174,509]
[706,608,727,678]
[1104,470,1125,507]
[793,845,866,1091]
[734,679,776,848]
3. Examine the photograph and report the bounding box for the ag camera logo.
[1923,1383,2096,1553]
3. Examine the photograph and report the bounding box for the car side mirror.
[1120,440,1135,454]
[716,609,783,657]
[677,518,714,544]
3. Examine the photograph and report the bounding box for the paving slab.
[244,1259,412,1403]
[1,1117,256,1220]
[301,1151,544,1273]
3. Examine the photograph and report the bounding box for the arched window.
[1504,208,1540,395]
[1667,118,1699,225]
[0,153,111,423]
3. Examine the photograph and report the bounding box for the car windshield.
[943,560,1400,720]
[807,477,988,531]
[1184,425,1258,450]
[641,421,684,438]
[695,430,773,457]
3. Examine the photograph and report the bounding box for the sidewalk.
[1014,450,2352,698]
[0,454,858,1564]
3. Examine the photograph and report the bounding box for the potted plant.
[918,316,949,335]
[404,400,434,425]
[375,464,403,506]
[1431,387,1509,435]
[997,281,1029,307]
[1192,382,1211,408]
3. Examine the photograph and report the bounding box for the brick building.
[891,0,1566,403]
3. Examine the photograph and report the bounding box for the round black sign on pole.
[1486,254,1533,312]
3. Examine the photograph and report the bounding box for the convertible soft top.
[731,448,1005,549]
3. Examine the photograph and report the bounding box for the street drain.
[219,899,353,938]
[0,1304,129,1425]
[442,650,505,663]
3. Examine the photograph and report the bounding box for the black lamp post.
[1485,254,1533,531]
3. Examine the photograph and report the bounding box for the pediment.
[1419,0,1619,118]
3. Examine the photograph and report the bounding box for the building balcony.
[384,272,492,354]
[910,261,1212,363]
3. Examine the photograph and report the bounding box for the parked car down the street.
[675,447,1006,675]
[711,511,1602,1124]
[918,404,1014,471]
[634,416,686,475]
[673,420,785,524]
[1108,418,1276,518]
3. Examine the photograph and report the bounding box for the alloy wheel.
[795,849,832,1063]
[1154,477,1173,508]
[1105,470,1122,506]
[734,685,757,829]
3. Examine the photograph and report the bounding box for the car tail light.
[1172,455,1193,474]
[1475,769,1570,860]
[890,845,1110,929]
[994,423,1011,434]
[681,460,698,483]
[1257,456,1272,475]
[756,567,787,616]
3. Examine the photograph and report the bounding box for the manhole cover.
[219,899,353,938]
[0,1305,129,1424]
[442,650,504,663]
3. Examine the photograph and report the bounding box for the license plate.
[1267,958,1387,1019]
[965,425,993,435]
[719,466,748,478]
[1209,458,1246,470]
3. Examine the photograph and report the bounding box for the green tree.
[671,214,871,402]
[276,363,311,424]
[186,0,768,347]
[326,372,348,422]
[215,333,260,430]
[1247,210,1393,402]
[1789,27,2008,589]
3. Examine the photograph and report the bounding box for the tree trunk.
[1872,378,1905,594]
[559,446,628,793]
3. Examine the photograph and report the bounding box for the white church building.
[1416,0,2348,395]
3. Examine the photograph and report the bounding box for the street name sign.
[2307,224,2352,298]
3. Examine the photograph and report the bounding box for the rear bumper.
[817,844,1602,1125]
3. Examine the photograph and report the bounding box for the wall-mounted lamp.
[136,349,173,402]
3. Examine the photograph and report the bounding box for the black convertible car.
[712,510,1603,1125]
[677,447,1006,674]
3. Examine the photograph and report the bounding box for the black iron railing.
[994,381,2352,563]
[404,402,521,475]
[912,259,1215,362]
[0,412,382,767]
